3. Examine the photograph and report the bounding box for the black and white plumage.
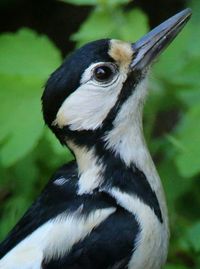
[0,9,191,269]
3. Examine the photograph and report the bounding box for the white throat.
[104,79,168,223]
[67,141,104,195]
[104,79,148,166]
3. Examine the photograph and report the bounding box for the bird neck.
[66,113,166,220]
[65,98,167,220]
[62,75,168,221]
[66,107,154,195]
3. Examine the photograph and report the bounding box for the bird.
[0,8,191,269]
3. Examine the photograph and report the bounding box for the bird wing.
[0,161,79,259]
[0,161,139,269]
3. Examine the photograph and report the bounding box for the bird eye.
[93,64,116,83]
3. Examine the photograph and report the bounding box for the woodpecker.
[0,9,191,269]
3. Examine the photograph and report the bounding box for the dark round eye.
[93,64,115,83]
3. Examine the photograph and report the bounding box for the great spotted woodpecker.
[0,8,192,269]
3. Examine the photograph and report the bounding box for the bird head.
[42,9,191,150]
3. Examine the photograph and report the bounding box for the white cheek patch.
[53,82,123,131]
[0,207,116,268]
[53,63,127,131]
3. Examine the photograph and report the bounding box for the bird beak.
[131,8,192,71]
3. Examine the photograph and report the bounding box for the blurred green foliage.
[0,0,200,268]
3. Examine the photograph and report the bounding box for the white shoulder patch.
[0,207,116,268]
[0,247,42,269]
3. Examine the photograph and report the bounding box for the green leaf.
[178,88,200,107]
[185,222,200,252]
[187,0,200,59]
[72,8,148,47]
[0,75,44,166]
[153,9,200,86]
[0,29,61,78]
[61,0,98,6]
[118,9,148,42]
[153,25,190,82]
[164,264,188,269]
[0,29,61,167]
[105,0,130,5]
[158,158,192,211]
[61,0,129,6]
[175,105,200,177]
[173,59,200,88]
[71,9,116,46]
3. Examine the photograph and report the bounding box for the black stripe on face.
[101,69,144,131]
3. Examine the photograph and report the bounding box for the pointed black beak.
[131,8,192,70]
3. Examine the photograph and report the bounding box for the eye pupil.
[94,65,113,82]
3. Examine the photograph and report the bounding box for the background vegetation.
[0,0,200,268]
